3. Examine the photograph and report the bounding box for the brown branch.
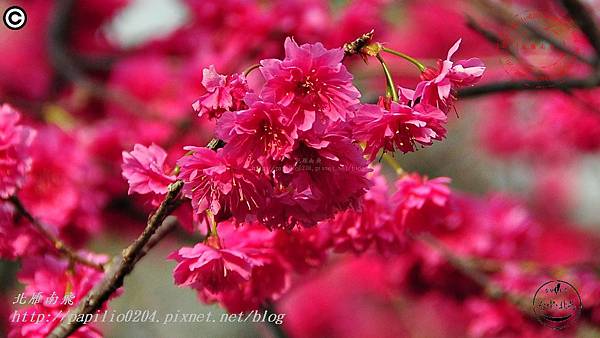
[48,181,184,338]
[458,75,600,97]
[560,0,600,65]
[8,196,105,271]
[416,233,534,316]
[466,16,600,113]
[47,0,164,120]
[470,0,594,65]
[466,16,545,77]
[133,215,180,264]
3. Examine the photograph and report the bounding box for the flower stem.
[376,53,399,101]
[243,63,261,77]
[381,47,426,72]
[206,210,218,239]
[382,153,405,176]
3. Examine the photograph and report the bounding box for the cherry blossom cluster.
[119,36,485,311]
[280,186,600,338]
[4,1,600,337]
[0,106,109,337]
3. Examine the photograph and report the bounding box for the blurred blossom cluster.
[2,0,600,338]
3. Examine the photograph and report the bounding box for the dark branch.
[8,196,105,271]
[458,76,600,98]
[472,0,593,65]
[47,0,164,120]
[560,0,600,64]
[48,181,184,338]
[416,233,534,316]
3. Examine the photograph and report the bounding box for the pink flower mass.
[6,1,600,337]
[0,105,35,199]
[260,37,361,130]
[192,66,250,120]
[121,143,176,197]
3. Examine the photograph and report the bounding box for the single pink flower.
[353,98,447,160]
[169,241,255,294]
[202,221,291,312]
[121,143,176,196]
[415,39,485,112]
[273,226,330,273]
[19,127,104,243]
[456,195,538,260]
[216,101,297,167]
[0,104,36,199]
[177,147,270,221]
[192,65,249,120]
[260,37,361,130]
[393,173,452,233]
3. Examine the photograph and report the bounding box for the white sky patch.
[105,0,189,48]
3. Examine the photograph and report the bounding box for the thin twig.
[8,196,105,271]
[134,215,180,264]
[48,181,184,338]
[560,0,600,65]
[466,16,600,113]
[47,0,164,120]
[458,75,600,97]
[470,0,593,65]
[415,233,534,316]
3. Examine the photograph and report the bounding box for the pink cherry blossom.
[177,146,271,221]
[260,37,361,130]
[263,134,372,228]
[393,173,452,233]
[0,104,36,199]
[353,98,447,160]
[192,65,249,120]
[216,101,298,167]
[19,126,104,244]
[202,222,291,312]
[121,143,176,196]
[9,254,109,338]
[170,221,291,311]
[273,226,330,273]
[415,39,485,112]
[169,241,255,294]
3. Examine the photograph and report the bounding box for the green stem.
[381,47,426,72]
[382,153,405,176]
[206,210,218,238]
[376,54,398,101]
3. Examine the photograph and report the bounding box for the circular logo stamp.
[499,11,579,79]
[533,280,582,330]
[3,6,27,30]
